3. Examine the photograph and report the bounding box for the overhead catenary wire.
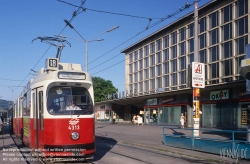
[13,0,201,93]
[87,1,198,71]
[91,23,195,76]
[57,0,163,20]
[12,0,87,93]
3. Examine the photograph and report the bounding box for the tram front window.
[47,86,93,115]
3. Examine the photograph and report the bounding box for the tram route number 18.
[49,59,58,67]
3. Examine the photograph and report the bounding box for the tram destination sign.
[58,72,86,80]
[192,62,205,88]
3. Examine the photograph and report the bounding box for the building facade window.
[210,45,219,62]
[180,71,186,84]
[210,11,218,29]
[222,41,232,58]
[134,51,138,61]
[189,23,194,37]
[222,23,232,41]
[236,36,248,55]
[129,74,133,83]
[134,72,138,82]
[199,50,206,63]
[134,61,138,72]
[210,62,219,79]
[150,79,155,90]
[189,38,194,53]
[144,57,149,67]
[156,39,162,51]
[200,17,206,33]
[171,73,177,86]
[144,69,149,79]
[210,28,218,45]
[223,59,232,76]
[172,45,177,58]
[164,35,169,48]
[171,31,177,45]
[150,54,155,66]
[236,0,248,18]
[164,75,169,87]
[180,27,186,41]
[129,53,133,63]
[222,4,232,23]
[171,59,177,72]
[139,71,143,81]
[164,62,169,74]
[157,77,162,88]
[144,45,149,56]
[150,67,155,78]
[139,82,143,92]
[157,64,162,76]
[164,49,169,61]
[199,33,206,49]
[189,53,194,63]
[180,56,186,70]
[157,52,162,64]
[139,48,143,59]
[129,64,133,73]
[150,42,155,54]
[236,16,248,36]
[144,80,149,91]
[139,59,143,70]
[180,42,186,55]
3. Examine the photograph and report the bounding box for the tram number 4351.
[68,125,80,130]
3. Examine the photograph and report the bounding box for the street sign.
[192,62,205,88]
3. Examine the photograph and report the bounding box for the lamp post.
[63,19,119,72]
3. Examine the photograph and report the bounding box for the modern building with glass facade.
[95,0,250,129]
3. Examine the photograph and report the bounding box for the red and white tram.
[12,57,95,160]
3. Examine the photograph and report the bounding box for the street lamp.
[63,19,119,72]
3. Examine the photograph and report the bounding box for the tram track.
[95,136,221,164]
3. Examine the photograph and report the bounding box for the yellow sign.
[246,59,250,65]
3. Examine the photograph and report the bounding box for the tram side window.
[22,91,31,116]
[22,96,27,116]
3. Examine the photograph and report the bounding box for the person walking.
[180,113,185,128]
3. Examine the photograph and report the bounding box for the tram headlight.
[71,132,79,140]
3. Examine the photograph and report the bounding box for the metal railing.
[162,127,250,159]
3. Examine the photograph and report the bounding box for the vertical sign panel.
[192,62,205,88]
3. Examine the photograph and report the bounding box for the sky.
[0,0,211,101]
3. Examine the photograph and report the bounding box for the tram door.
[32,87,44,149]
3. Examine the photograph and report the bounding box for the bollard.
[247,126,250,142]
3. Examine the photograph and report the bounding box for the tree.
[92,76,117,102]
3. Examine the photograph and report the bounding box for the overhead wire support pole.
[194,1,199,63]
[193,1,200,137]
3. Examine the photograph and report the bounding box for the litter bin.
[247,126,250,142]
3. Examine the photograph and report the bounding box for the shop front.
[143,95,190,125]
[95,104,112,122]
[201,88,250,129]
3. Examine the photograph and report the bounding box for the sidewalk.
[0,124,28,164]
[95,122,250,164]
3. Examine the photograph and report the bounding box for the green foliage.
[92,76,117,102]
